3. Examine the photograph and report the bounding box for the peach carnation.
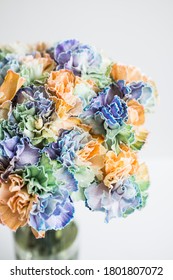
[0,174,37,231]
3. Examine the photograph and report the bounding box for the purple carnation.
[0,136,40,176]
[85,179,141,222]
[54,39,101,76]
[116,80,146,101]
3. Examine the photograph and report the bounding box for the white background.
[0,0,173,259]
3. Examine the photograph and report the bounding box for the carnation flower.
[47,70,80,105]
[0,174,36,231]
[111,64,144,84]
[70,165,95,196]
[85,178,142,222]
[103,145,139,188]
[54,39,101,76]
[14,86,54,119]
[44,128,91,167]
[20,52,55,85]
[0,136,40,175]
[47,69,83,116]
[9,86,57,146]
[127,99,145,126]
[85,162,149,221]
[111,64,158,112]
[77,138,106,178]
[29,189,74,233]
[24,153,77,196]
[81,84,128,134]
[105,122,134,148]
[130,128,148,151]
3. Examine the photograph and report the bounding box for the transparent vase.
[13,221,79,260]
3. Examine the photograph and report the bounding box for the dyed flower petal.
[24,152,77,195]
[0,53,20,86]
[0,136,40,168]
[130,128,148,151]
[15,139,40,168]
[70,165,95,190]
[103,145,139,188]
[15,86,53,119]
[44,128,91,167]
[54,39,79,59]
[85,178,142,222]
[0,174,36,231]
[111,63,158,111]
[111,64,143,84]
[0,120,17,141]
[47,70,83,116]
[0,101,12,120]
[104,123,135,153]
[29,189,74,232]
[54,166,78,193]
[20,53,55,85]
[54,39,102,76]
[127,99,145,126]
[9,86,57,146]
[81,84,128,133]
[0,70,25,104]
[73,82,97,108]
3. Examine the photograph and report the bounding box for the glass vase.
[13,221,79,260]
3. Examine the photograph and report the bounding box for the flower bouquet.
[0,39,157,259]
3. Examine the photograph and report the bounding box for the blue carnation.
[82,84,128,131]
[115,80,153,107]
[44,128,90,167]
[29,189,74,232]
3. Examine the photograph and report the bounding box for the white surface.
[0,159,173,260]
[0,0,173,259]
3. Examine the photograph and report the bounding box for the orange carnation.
[77,139,106,170]
[0,70,25,104]
[103,145,139,188]
[127,99,145,126]
[47,70,81,107]
[0,175,36,231]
